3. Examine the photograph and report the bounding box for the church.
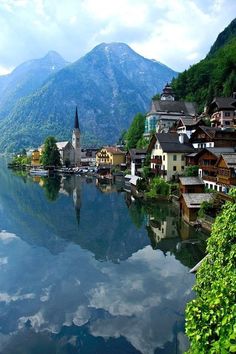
[56,107,81,166]
[31,107,81,167]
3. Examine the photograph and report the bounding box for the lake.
[0,159,207,354]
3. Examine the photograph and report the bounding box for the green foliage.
[186,189,236,353]
[141,166,152,179]
[136,178,148,192]
[152,93,161,100]
[11,154,31,166]
[125,113,145,150]
[146,177,170,197]
[40,136,61,167]
[183,165,199,177]
[172,36,236,111]
[136,136,149,149]
[198,200,214,218]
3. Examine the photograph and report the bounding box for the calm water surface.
[0,159,207,354]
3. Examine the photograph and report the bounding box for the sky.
[0,0,235,75]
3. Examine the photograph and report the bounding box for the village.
[9,83,236,230]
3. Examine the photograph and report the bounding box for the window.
[225,121,230,125]
[225,112,230,117]
[173,166,177,171]
[181,155,185,161]
[181,166,184,170]
[163,155,165,161]
[173,155,177,161]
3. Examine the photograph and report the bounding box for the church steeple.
[74,106,80,130]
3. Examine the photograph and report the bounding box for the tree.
[185,189,236,353]
[125,113,145,150]
[183,165,199,177]
[40,136,61,167]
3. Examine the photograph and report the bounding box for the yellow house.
[96,147,125,166]
[31,149,41,166]
[148,133,195,181]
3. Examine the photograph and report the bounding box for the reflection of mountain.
[0,161,81,254]
[76,180,149,262]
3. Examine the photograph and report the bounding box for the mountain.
[172,18,236,112]
[0,43,177,152]
[0,51,68,118]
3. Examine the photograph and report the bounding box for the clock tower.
[72,107,81,166]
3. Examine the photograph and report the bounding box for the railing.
[202,175,217,182]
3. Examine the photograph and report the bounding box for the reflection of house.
[179,177,205,194]
[96,147,125,166]
[207,95,236,129]
[147,216,178,243]
[190,126,236,149]
[215,153,236,190]
[126,149,147,175]
[144,84,197,136]
[180,193,213,222]
[148,133,195,180]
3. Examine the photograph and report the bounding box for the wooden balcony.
[151,157,162,164]
[202,175,217,182]
[217,176,236,186]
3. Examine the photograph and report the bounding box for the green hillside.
[172,19,236,112]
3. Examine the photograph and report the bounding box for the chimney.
[179,133,184,144]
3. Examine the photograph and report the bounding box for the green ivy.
[185,189,236,353]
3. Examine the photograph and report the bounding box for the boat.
[30,169,49,176]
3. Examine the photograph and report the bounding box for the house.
[179,177,205,194]
[31,149,41,166]
[175,117,204,138]
[206,94,236,129]
[126,148,147,176]
[193,147,235,191]
[180,193,213,223]
[215,153,236,191]
[144,83,197,137]
[148,132,195,181]
[96,147,126,166]
[80,148,98,166]
[190,126,236,149]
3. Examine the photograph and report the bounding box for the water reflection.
[0,159,208,353]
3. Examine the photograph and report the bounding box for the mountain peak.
[208,18,236,56]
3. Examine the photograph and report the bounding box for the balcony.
[151,156,162,164]
[202,175,217,182]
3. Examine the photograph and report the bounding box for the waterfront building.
[144,84,197,137]
[96,146,126,166]
[190,126,236,149]
[179,177,205,194]
[148,132,195,181]
[126,148,147,176]
[180,193,214,222]
[215,153,236,191]
[206,94,236,129]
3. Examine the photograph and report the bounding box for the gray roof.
[221,153,236,167]
[208,97,236,113]
[156,133,195,153]
[182,193,213,208]
[56,141,70,150]
[129,148,147,158]
[179,177,204,186]
[205,147,235,157]
[151,100,197,115]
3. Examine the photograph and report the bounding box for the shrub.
[146,177,170,197]
[185,189,236,353]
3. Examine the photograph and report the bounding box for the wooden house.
[180,193,213,223]
[215,153,236,190]
[179,177,205,194]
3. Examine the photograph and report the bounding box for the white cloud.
[0,0,235,72]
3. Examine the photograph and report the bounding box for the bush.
[145,177,170,197]
[185,189,236,353]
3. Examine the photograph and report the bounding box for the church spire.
[74,106,80,130]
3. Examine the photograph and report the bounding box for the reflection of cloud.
[88,246,193,353]
[0,292,35,304]
[18,311,45,331]
[0,257,8,266]
[0,231,17,244]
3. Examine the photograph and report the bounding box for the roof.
[74,107,80,130]
[208,97,236,113]
[129,148,147,159]
[216,153,236,168]
[182,193,213,208]
[177,117,203,127]
[179,177,204,186]
[155,133,195,153]
[151,100,197,115]
[56,141,70,150]
[124,174,141,186]
[191,126,236,140]
[101,146,125,155]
